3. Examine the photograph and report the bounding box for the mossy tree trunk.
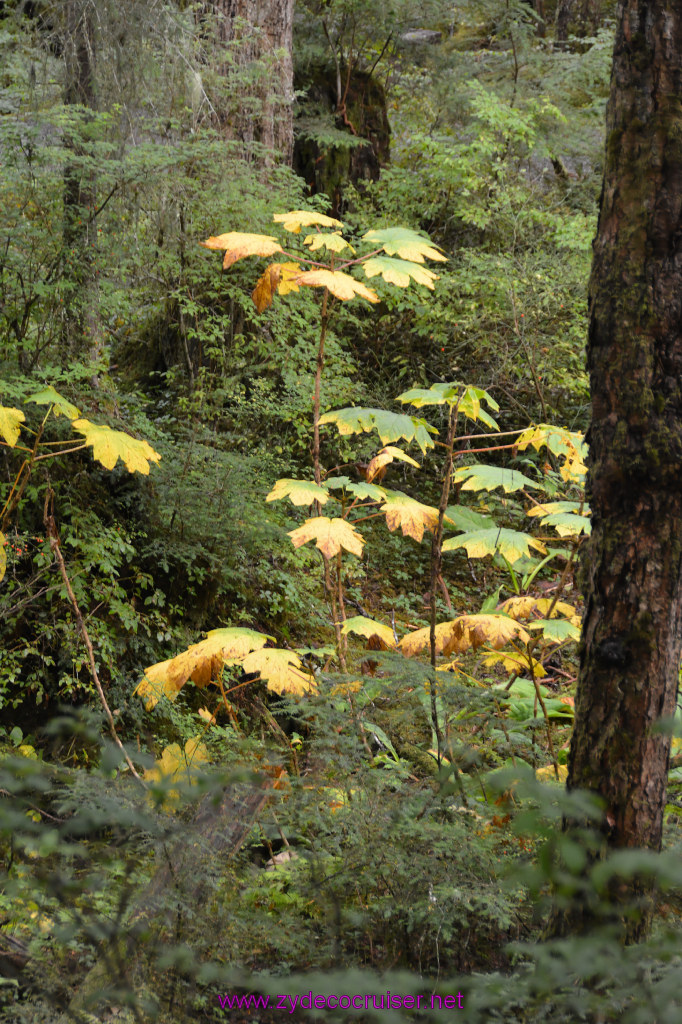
[209,0,294,164]
[560,0,682,941]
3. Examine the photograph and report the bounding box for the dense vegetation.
[2,1,682,1021]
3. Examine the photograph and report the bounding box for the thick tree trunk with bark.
[209,0,294,163]
[563,0,682,940]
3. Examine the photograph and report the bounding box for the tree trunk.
[560,0,682,940]
[556,0,602,43]
[209,0,294,164]
[61,0,102,368]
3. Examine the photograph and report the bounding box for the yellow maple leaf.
[71,419,160,474]
[366,446,420,481]
[380,491,440,542]
[288,516,364,558]
[242,647,316,696]
[482,650,546,678]
[536,764,568,782]
[534,598,578,620]
[266,478,330,505]
[399,621,461,658]
[303,231,353,253]
[251,262,301,312]
[295,269,379,303]
[444,614,531,655]
[273,210,344,233]
[0,405,25,447]
[0,532,5,584]
[200,231,283,269]
[135,627,271,708]
[341,615,396,649]
[498,596,539,620]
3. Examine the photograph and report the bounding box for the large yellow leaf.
[0,405,25,447]
[242,648,316,696]
[341,615,396,649]
[288,516,364,558]
[380,490,441,543]
[273,210,343,233]
[399,614,530,659]
[304,231,353,253]
[444,614,531,655]
[295,269,379,303]
[144,736,209,784]
[266,478,330,506]
[366,446,420,482]
[482,650,546,678]
[399,621,462,657]
[0,532,5,583]
[71,419,161,475]
[200,231,283,269]
[498,596,538,620]
[135,627,271,708]
[251,262,301,312]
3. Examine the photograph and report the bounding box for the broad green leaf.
[341,615,396,649]
[251,262,301,312]
[380,490,442,543]
[266,478,330,506]
[454,463,541,493]
[0,405,25,446]
[325,477,387,501]
[135,627,272,708]
[295,269,379,303]
[398,384,499,430]
[200,231,283,269]
[444,506,494,532]
[319,408,436,453]
[443,527,546,564]
[242,648,316,695]
[273,210,343,233]
[516,423,587,482]
[71,419,161,474]
[362,227,447,263]
[304,231,353,253]
[528,618,581,641]
[366,446,420,481]
[362,256,439,289]
[26,386,80,419]
[288,516,364,558]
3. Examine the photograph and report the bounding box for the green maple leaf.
[27,386,80,419]
[443,527,546,564]
[398,383,499,429]
[325,477,387,501]
[72,419,161,474]
[454,463,541,493]
[319,407,436,453]
[266,478,330,505]
[362,227,447,263]
[362,256,439,289]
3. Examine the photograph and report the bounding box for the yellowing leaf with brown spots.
[399,621,462,658]
[273,210,343,233]
[242,648,316,696]
[200,231,283,269]
[444,614,531,655]
[380,490,441,543]
[71,420,161,475]
[516,424,587,483]
[288,516,364,558]
[251,262,301,312]
[341,615,396,649]
[0,405,25,447]
[482,650,546,678]
[498,596,539,620]
[366,446,420,481]
[295,269,379,303]
[135,627,271,708]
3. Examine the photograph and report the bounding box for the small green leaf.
[444,506,494,532]
[528,618,580,642]
[325,477,387,501]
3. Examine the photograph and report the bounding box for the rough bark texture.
[556,0,602,42]
[565,0,682,937]
[209,0,294,163]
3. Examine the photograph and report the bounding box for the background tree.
[562,0,682,940]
